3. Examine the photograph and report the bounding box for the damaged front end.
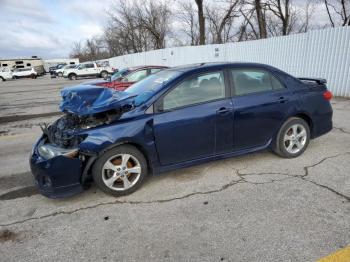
[30,85,135,198]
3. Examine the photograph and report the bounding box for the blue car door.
[230,68,293,150]
[153,70,234,165]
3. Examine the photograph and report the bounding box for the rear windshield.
[125,70,181,106]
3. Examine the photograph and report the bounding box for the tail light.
[323,90,332,101]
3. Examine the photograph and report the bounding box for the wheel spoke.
[292,125,298,136]
[104,173,119,187]
[104,161,118,172]
[122,176,132,189]
[121,154,131,168]
[286,141,294,152]
[295,140,303,150]
[297,129,306,139]
[284,133,293,142]
[127,166,141,174]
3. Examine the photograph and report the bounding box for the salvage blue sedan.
[30,63,333,198]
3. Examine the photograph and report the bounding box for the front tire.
[273,117,310,158]
[92,145,148,197]
[58,72,63,77]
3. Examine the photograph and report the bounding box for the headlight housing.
[38,144,78,160]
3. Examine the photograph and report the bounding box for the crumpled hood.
[60,85,135,116]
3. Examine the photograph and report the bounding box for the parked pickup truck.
[63,61,114,80]
[0,68,13,81]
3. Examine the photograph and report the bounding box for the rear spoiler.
[298,77,327,85]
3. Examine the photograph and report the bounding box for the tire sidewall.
[101,71,107,78]
[92,145,148,196]
[69,74,77,80]
[277,118,310,158]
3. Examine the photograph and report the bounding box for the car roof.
[128,65,169,71]
[169,62,279,73]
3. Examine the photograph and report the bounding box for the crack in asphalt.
[333,126,350,135]
[1,153,349,227]
[0,178,245,227]
[301,152,350,178]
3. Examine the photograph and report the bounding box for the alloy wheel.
[101,154,142,191]
[283,124,307,154]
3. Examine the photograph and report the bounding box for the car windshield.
[125,70,181,106]
[111,68,129,81]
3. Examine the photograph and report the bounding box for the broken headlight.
[38,144,78,160]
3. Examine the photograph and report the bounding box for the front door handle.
[217,107,233,114]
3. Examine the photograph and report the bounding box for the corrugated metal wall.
[109,27,350,97]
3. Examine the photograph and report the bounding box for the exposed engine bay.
[40,84,136,149]
[41,110,122,148]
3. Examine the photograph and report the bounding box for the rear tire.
[273,117,310,158]
[68,74,77,80]
[0,77,5,82]
[92,145,148,197]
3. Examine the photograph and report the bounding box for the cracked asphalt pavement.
[0,76,349,261]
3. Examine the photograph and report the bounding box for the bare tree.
[255,0,268,38]
[70,37,109,62]
[135,1,172,49]
[206,0,242,44]
[177,1,200,45]
[266,0,292,35]
[195,0,206,44]
[324,0,350,26]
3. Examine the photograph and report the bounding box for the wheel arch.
[100,70,108,77]
[271,111,313,149]
[68,72,77,78]
[84,140,153,173]
[293,112,313,136]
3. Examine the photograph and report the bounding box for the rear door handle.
[277,96,288,103]
[217,107,233,114]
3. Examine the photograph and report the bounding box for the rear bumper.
[29,137,84,198]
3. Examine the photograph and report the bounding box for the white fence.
[108,27,350,97]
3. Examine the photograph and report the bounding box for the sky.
[0,0,113,59]
[0,0,336,60]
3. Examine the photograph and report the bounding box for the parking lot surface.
[0,76,349,261]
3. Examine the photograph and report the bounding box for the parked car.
[94,65,169,90]
[49,64,66,75]
[12,68,37,79]
[30,62,333,198]
[63,61,114,80]
[55,64,77,77]
[0,67,13,81]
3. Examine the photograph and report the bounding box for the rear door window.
[231,69,284,96]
